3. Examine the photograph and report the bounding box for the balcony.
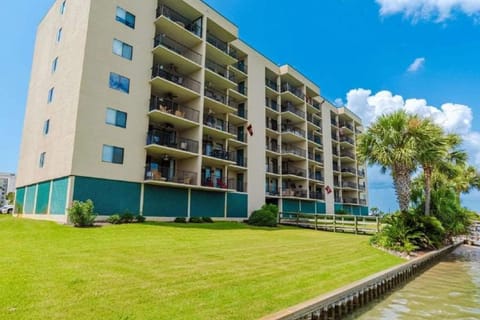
[151,65,200,100]
[307,114,322,127]
[340,122,354,132]
[310,191,324,200]
[203,115,236,139]
[281,83,305,103]
[308,152,323,164]
[333,163,340,172]
[282,145,306,160]
[312,100,322,110]
[206,32,236,65]
[155,5,202,46]
[231,61,248,74]
[281,125,305,142]
[145,166,197,185]
[265,78,278,92]
[344,198,359,205]
[340,136,355,145]
[340,151,356,160]
[266,143,280,153]
[308,133,323,146]
[153,33,202,66]
[342,181,358,189]
[266,164,280,174]
[266,187,280,196]
[229,85,247,100]
[335,197,342,203]
[228,179,247,192]
[282,165,306,177]
[146,131,199,158]
[231,155,247,168]
[359,199,367,205]
[266,119,279,132]
[205,59,236,89]
[228,97,248,120]
[282,189,307,198]
[149,96,200,126]
[281,103,305,121]
[201,176,229,189]
[202,147,235,162]
[266,98,279,112]
[204,86,229,106]
[341,167,357,175]
[331,119,338,127]
[358,170,366,177]
[309,172,324,182]
[359,184,366,191]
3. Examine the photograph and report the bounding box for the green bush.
[106,214,122,225]
[174,217,187,223]
[68,200,96,227]
[120,213,134,224]
[189,217,203,223]
[202,217,214,223]
[248,204,278,227]
[135,215,146,223]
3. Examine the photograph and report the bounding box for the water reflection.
[349,246,480,319]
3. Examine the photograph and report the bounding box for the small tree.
[6,192,15,205]
[248,204,278,227]
[68,200,96,227]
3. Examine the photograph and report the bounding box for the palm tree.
[451,164,480,198]
[357,111,422,213]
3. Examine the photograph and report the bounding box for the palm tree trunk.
[424,166,432,216]
[392,164,411,213]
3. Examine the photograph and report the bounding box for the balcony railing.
[281,125,305,138]
[206,59,234,82]
[309,172,324,181]
[266,143,279,153]
[205,87,228,105]
[152,65,201,93]
[232,61,247,74]
[156,5,203,37]
[307,114,322,127]
[310,191,324,200]
[342,181,358,189]
[282,189,307,198]
[312,101,322,110]
[281,83,305,100]
[150,96,200,123]
[335,197,342,203]
[341,151,356,159]
[266,98,278,111]
[228,179,247,192]
[266,164,280,174]
[145,167,197,185]
[308,133,322,146]
[358,170,366,177]
[359,199,367,205]
[153,34,202,65]
[344,198,359,204]
[331,119,338,127]
[359,184,366,191]
[147,131,199,153]
[340,136,355,145]
[233,85,248,96]
[308,152,323,164]
[201,176,229,189]
[340,122,354,131]
[202,147,235,162]
[265,79,278,91]
[233,156,247,167]
[282,145,306,158]
[266,187,280,196]
[281,104,305,119]
[266,120,279,132]
[341,167,356,174]
[203,115,237,135]
[333,163,340,172]
[206,32,236,58]
[282,165,306,177]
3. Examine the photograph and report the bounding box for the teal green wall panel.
[143,185,188,217]
[35,181,51,214]
[283,199,299,213]
[300,200,316,214]
[51,178,68,215]
[24,185,37,214]
[227,193,248,218]
[334,203,343,213]
[316,202,326,214]
[361,206,369,216]
[73,177,140,215]
[15,187,25,213]
[191,190,225,217]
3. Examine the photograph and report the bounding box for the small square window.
[102,145,124,164]
[56,28,62,42]
[52,57,58,73]
[47,88,55,103]
[109,72,130,94]
[39,152,46,168]
[116,7,135,29]
[113,39,133,60]
[43,119,50,135]
[106,108,127,128]
[60,1,66,15]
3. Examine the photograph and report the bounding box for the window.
[39,152,46,168]
[109,72,130,94]
[60,1,66,14]
[106,108,127,128]
[102,145,124,164]
[52,57,58,73]
[56,28,62,42]
[112,39,133,60]
[43,119,50,135]
[47,87,55,103]
[116,7,135,29]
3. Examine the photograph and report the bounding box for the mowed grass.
[0,215,403,320]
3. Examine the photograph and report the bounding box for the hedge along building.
[16,0,368,221]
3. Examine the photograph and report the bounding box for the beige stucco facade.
[17,0,368,218]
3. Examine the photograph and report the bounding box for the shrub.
[248,204,278,227]
[189,217,203,223]
[174,217,187,223]
[120,213,134,224]
[202,217,214,223]
[68,200,96,227]
[106,214,122,225]
[135,215,146,223]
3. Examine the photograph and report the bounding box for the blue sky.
[1,0,480,212]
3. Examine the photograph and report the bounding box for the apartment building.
[16,0,368,221]
[0,173,16,205]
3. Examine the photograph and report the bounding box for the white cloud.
[376,0,480,22]
[407,57,425,72]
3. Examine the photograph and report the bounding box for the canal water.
[349,245,480,319]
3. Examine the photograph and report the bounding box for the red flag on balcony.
[325,185,332,194]
[247,124,253,136]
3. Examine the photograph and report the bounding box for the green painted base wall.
[300,201,316,214]
[335,203,369,216]
[35,181,50,214]
[15,187,25,213]
[73,177,141,215]
[191,190,225,218]
[24,185,36,214]
[283,199,299,213]
[227,193,248,218]
[316,202,326,214]
[143,185,188,217]
[50,178,68,215]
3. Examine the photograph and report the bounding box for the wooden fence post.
[354,215,358,235]
[333,214,336,232]
[315,214,318,230]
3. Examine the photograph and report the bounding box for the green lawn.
[0,215,403,320]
